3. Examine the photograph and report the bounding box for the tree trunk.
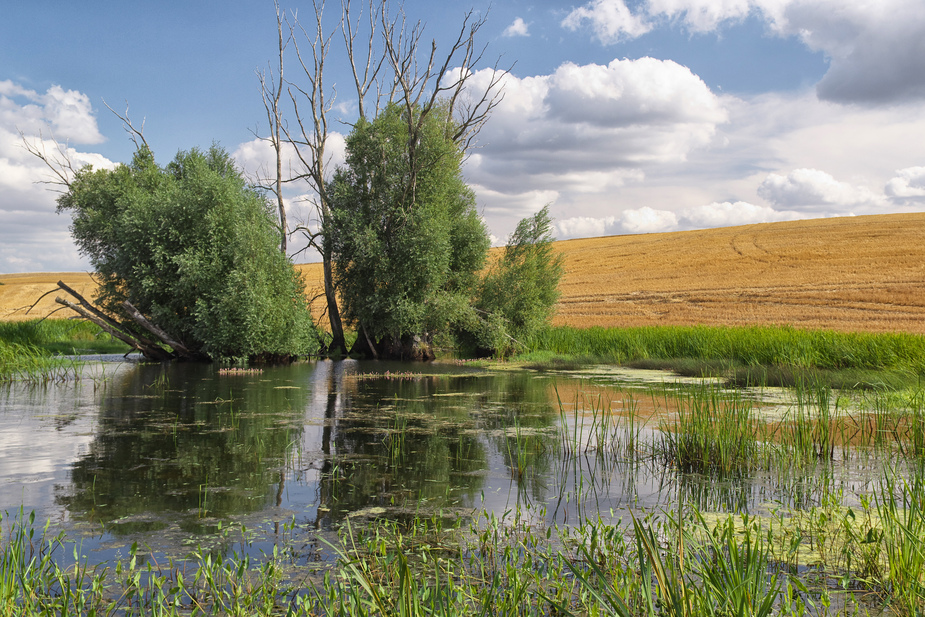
[323,250,347,355]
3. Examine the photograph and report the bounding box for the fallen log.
[122,301,198,360]
[54,296,173,361]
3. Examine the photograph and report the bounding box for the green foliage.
[329,103,489,354]
[57,145,318,360]
[473,205,563,356]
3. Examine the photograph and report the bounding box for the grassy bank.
[523,325,925,388]
[0,319,130,356]
[0,319,130,381]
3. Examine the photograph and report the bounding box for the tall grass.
[526,325,925,374]
[0,319,129,355]
[0,339,78,383]
[655,384,765,476]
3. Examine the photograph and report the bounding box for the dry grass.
[4,212,925,333]
[0,272,97,322]
[547,212,925,334]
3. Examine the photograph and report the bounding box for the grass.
[655,383,765,476]
[522,325,925,388]
[0,319,131,355]
[5,486,922,616]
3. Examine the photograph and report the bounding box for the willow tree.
[56,145,319,361]
[328,103,489,359]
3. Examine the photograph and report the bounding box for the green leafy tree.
[329,103,490,359]
[473,206,564,356]
[57,145,319,361]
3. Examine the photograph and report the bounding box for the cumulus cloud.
[757,168,883,211]
[561,0,925,105]
[680,200,798,227]
[554,200,805,240]
[561,0,652,43]
[0,81,113,272]
[232,132,347,184]
[464,58,726,199]
[555,207,679,238]
[503,17,529,37]
[885,166,925,200]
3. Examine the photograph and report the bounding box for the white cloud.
[464,58,726,195]
[622,206,680,233]
[562,0,652,44]
[0,81,113,273]
[885,166,925,200]
[562,0,925,105]
[232,131,347,185]
[680,200,798,227]
[757,168,883,211]
[555,207,680,238]
[646,0,754,32]
[503,17,529,37]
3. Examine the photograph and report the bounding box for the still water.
[0,358,864,566]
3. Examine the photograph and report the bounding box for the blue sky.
[3,0,925,272]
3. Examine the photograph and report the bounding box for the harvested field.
[4,213,925,333]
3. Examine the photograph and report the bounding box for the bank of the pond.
[521,325,925,388]
[0,319,130,356]
[0,320,132,381]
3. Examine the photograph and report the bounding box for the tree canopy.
[329,103,489,359]
[57,145,319,361]
[473,206,564,356]
[328,103,562,359]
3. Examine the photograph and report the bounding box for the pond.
[0,356,897,573]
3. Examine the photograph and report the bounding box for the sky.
[2,0,925,273]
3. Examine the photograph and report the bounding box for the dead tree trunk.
[51,281,199,362]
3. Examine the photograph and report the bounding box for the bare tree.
[254,1,291,254]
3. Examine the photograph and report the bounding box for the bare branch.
[19,130,79,189]
[103,100,150,151]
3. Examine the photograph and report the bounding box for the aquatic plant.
[655,383,764,476]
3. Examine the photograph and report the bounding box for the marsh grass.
[0,319,130,355]
[556,387,648,464]
[0,339,79,383]
[655,384,766,476]
[526,325,925,383]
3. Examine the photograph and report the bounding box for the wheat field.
[4,212,925,334]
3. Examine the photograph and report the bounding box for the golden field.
[3,212,925,334]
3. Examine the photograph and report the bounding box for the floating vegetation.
[353,369,424,381]
[217,367,264,375]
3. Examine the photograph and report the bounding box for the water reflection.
[0,358,887,564]
[56,362,309,533]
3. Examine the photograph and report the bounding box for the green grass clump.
[525,325,925,385]
[656,384,765,476]
[0,339,76,382]
[0,319,130,355]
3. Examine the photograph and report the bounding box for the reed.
[0,339,79,383]
[877,467,925,615]
[655,383,764,476]
[526,325,925,375]
[0,319,129,355]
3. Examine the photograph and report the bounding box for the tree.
[56,145,319,361]
[472,206,564,357]
[254,0,506,356]
[328,103,489,359]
